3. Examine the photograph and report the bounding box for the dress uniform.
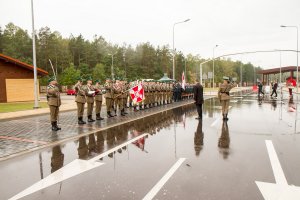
[218,76,236,120]
[122,80,129,114]
[104,78,114,118]
[85,77,96,122]
[75,78,86,124]
[47,77,61,131]
[94,80,104,120]
[113,79,125,116]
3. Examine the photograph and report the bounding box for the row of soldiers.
[46,76,193,131]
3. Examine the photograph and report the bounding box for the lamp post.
[31,0,39,109]
[172,18,190,80]
[281,25,299,133]
[108,52,117,80]
[212,45,218,88]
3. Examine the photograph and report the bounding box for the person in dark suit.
[193,79,204,120]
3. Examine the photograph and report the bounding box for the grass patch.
[0,102,48,113]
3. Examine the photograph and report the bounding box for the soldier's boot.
[88,115,95,122]
[121,109,126,116]
[114,109,117,116]
[134,106,138,112]
[55,121,61,130]
[107,111,114,118]
[123,109,128,114]
[51,122,59,131]
[96,113,104,120]
[78,117,86,124]
[222,114,226,120]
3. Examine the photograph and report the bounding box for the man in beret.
[75,77,86,124]
[85,77,96,122]
[104,78,114,118]
[94,80,104,120]
[218,76,236,120]
[47,76,61,131]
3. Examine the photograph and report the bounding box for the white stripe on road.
[265,140,288,185]
[210,119,219,127]
[142,158,186,200]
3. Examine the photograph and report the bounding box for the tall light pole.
[31,0,39,108]
[281,25,298,91]
[212,45,218,88]
[108,52,117,80]
[172,18,190,80]
[281,25,299,133]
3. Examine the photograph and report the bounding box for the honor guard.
[104,78,114,118]
[113,79,125,116]
[85,77,96,122]
[218,76,236,121]
[94,80,104,120]
[47,76,61,131]
[75,77,86,124]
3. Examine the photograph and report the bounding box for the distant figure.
[218,76,236,121]
[270,80,278,98]
[287,77,296,97]
[193,79,204,120]
[194,120,204,156]
[258,82,264,97]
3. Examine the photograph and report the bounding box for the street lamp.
[281,25,299,133]
[280,25,298,91]
[108,52,117,80]
[31,0,39,109]
[212,45,218,88]
[172,18,190,80]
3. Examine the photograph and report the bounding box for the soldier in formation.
[47,76,61,131]
[75,77,86,124]
[94,80,104,120]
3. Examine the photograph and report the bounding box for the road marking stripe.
[265,140,288,185]
[210,119,219,127]
[0,136,47,145]
[143,158,186,200]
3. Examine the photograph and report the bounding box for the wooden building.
[0,53,48,103]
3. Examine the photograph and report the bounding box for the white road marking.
[210,119,219,127]
[265,140,287,185]
[9,133,148,200]
[255,140,300,200]
[142,158,186,200]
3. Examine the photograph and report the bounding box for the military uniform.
[218,76,236,120]
[47,77,61,131]
[94,80,104,120]
[104,79,114,117]
[113,80,125,116]
[51,145,64,173]
[85,79,96,122]
[75,80,86,124]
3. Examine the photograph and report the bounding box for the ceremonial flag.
[130,83,144,104]
[182,71,186,90]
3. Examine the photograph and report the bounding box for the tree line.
[0,23,262,86]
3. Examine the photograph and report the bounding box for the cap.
[87,76,93,81]
[223,76,229,80]
[48,76,56,83]
[95,79,100,83]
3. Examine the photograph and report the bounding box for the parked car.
[67,89,76,95]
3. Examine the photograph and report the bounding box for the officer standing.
[85,77,96,122]
[47,77,61,131]
[193,79,204,120]
[75,77,86,124]
[218,76,236,121]
[104,78,114,118]
[94,80,104,120]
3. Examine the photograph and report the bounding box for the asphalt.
[1,90,300,200]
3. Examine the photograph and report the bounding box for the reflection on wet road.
[1,94,300,200]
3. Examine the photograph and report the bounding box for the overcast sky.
[1,0,299,69]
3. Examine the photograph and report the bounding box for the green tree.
[60,64,81,86]
[93,63,106,82]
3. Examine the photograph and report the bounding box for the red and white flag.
[182,71,186,90]
[130,83,144,104]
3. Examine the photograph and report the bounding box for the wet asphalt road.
[1,93,300,200]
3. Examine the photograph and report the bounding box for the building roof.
[257,66,297,75]
[0,53,48,76]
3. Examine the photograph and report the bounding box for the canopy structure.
[257,66,297,84]
[158,73,175,82]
